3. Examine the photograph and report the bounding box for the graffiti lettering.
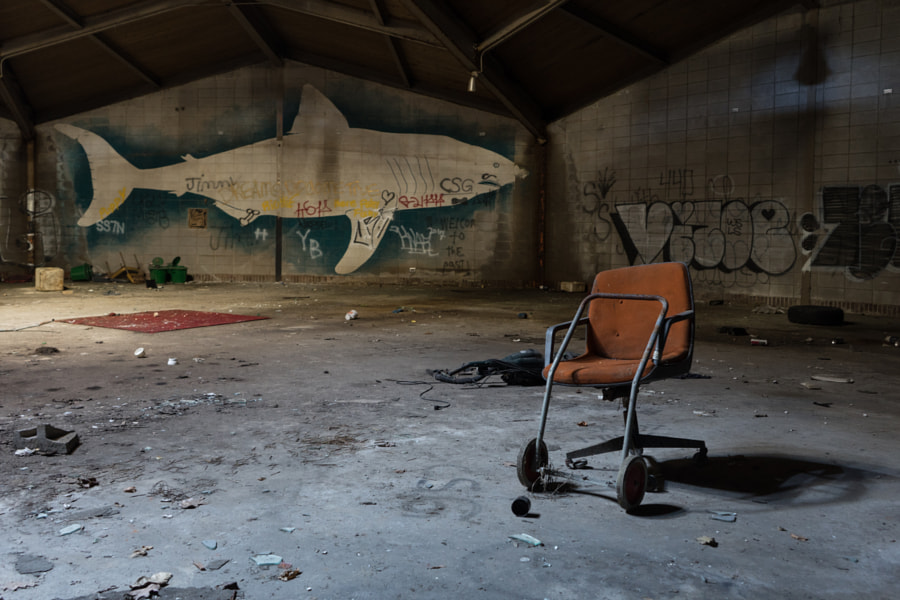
[295,228,323,259]
[98,188,128,220]
[802,184,899,280]
[389,225,443,256]
[399,193,445,209]
[440,178,474,194]
[185,176,236,194]
[95,219,125,235]
[613,197,796,275]
[295,199,332,219]
[581,167,616,242]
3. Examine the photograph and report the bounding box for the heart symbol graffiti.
[671,201,694,225]
[761,208,776,221]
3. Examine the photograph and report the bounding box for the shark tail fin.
[55,123,139,227]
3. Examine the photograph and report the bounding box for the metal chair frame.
[519,264,707,510]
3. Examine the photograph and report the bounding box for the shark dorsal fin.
[289,85,349,135]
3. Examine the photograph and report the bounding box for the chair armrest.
[544,317,589,367]
[657,309,694,360]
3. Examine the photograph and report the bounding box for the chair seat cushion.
[544,353,654,386]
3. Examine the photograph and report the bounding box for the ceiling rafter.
[476,0,569,54]
[369,0,412,88]
[260,0,440,48]
[38,0,83,28]
[88,35,161,88]
[400,0,547,140]
[0,64,35,140]
[227,1,284,66]
[0,0,205,60]
[559,4,669,65]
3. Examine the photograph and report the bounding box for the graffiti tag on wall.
[57,85,526,274]
[801,184,899,281]
[605,171,796,275]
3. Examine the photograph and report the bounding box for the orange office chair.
[517,262,707,511]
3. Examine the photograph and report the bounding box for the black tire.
[787,305,844,326]
[517,438,548,489]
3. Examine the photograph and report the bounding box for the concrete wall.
[5,64,537,285]
[546,0,900,314]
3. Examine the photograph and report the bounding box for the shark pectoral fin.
[334,212,394,275]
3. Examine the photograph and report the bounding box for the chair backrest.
[586,262,693,364]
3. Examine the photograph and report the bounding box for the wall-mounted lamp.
[467,71,479,93]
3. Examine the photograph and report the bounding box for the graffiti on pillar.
[611,172,796,275]
[0,189,61,267]
[800,184,899,281]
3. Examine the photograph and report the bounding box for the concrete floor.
[1,280,899,599]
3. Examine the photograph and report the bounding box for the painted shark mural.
[55,85,528,273]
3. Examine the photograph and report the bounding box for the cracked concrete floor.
[1,280,899,599]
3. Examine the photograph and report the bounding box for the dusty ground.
[1,279,899,600]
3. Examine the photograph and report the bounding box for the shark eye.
[493,162,500,168]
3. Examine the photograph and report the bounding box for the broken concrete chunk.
[15,554,54,574]
[16,424,79,455]
[252,553,283,566]
[59,523,83,536]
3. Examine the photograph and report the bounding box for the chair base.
[565,433,706,464]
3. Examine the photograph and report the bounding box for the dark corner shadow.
[659,453,880,507]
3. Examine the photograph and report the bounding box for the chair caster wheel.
[616,455,648,511]
[517,438,548,490]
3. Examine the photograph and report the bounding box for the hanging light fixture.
[467,70,478,93]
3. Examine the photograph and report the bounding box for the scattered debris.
[709,511,737,523]
[14,447,37,456]
[167,357,178,366]
[124,486,137,493]
[345,309,359,320]
[718,326,748,336]
[206,558,230,571]
[280,527,296,533]
[128,572,172,599]
[131,545,153,558]
[59,523,83,536]
[252,553,283,567]
[677,372,712,379]
[696,536,718,547]
[134,347,147,358]
[202,539,217,550]
[78,476,99,488]
[791,533,809,542]
[16,423,80,455]
[810,375,854,384]
[884,335,899,348]
[752,305,784,314]
[278,568,302,581]
[692,410,716,417]
[180,496,207,509]
[511,496,531,517]
[15,554,54,574]
[750,338,768,346]
[509,533,543,546]
[34,346,60,355]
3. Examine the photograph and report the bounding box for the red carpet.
[65,309,269,333]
